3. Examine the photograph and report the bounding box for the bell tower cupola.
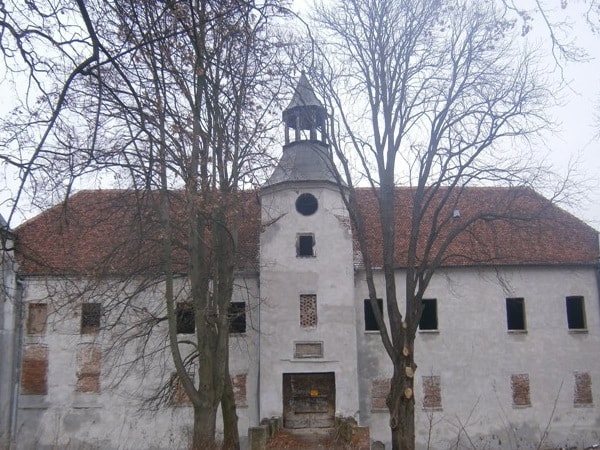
[264,73,338,188]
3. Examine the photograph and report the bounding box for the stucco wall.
[356,265,600,449]
[16,275,260,449]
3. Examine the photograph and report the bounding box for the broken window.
[300,294,318,328]
[574,372,593,406]
[176,303,195,334]
[27,303,47,335]
[21,344,48,395]
[81,303,101,334]
[364,298,383,331]
[76,344,101,393]
[422,376,442,410]
[511,373,531,407]
[419,299,438,331]
[228,302,246,333]
[566,296,586,330]
[506,297,526,331]
[297,234,315,257]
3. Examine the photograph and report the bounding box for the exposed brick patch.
[21,344,48,395]
[574,372,593,406]
[232,373,247,407]
[76,344,101,393]
[511,373,531,407]
[300,295,317,328]
[27,303,47,335]
[422,376,442,410]
[371,378,390,411]
[172,373,192,406]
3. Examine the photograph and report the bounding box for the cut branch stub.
[404,387,413,399]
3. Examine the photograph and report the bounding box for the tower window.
[296,193,318,216]
[228,302,246,333]
[297,234,315,257]
[81,303,101,334]
[566,296,586,330]
[506,297,526,331]
[176,303,195,334]
[419,299,438,331]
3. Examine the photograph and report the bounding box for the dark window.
[506,297,526,331]
[566,296,586,330]
[81,303,101,334]
[228,302,246,333]
[296,193,318,216]
[364,298,383,331]
[419,299,438,331]
[297,234,315,257]
[176,303,195,334]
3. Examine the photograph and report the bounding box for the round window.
[295,193,318,216]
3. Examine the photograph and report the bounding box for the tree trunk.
[193,405,218,450]
[221,372,240,450]
[388,355,416,450]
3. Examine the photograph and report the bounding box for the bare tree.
[310,1,554,449]
[2,0,292,448]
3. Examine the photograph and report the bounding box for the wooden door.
[282,372,335,428]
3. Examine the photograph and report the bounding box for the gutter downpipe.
[9,277,24,449]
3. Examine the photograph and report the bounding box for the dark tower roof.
[264,74,339,189]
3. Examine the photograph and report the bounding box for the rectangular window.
[371,379,390,411]
[300,294,318,328]
[574,372,593,406]
[76,344,101,393]
[176,303,195,334]
[364,298,383,331]
[171,372,193,406]
[422,375,442,410]
[81,303,101,334]
[419,299,438,331]
[294,341,324,358]
[297,234,315,257]
[27,303,48,335]
[566,296,587,330]
[511,373,531,407]
[21,344,48,395]
[506,297,526,331]
[232,373,247,407]
[228,302,246,333]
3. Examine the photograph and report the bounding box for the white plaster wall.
[356,266,600,449]
[16,275,260,450]
[259,184,360,422]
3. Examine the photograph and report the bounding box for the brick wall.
[21,344,48,395]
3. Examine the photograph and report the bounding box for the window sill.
[568,329,588,334]
[364,330,381,334]
[512,404,531,409]
[574,402,594,408]
[418,330,439,334]
[422,407,443,412]
[507,330,527,334]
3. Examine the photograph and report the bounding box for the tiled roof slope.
[15,187,598,276]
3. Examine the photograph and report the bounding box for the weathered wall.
[357,265,600,449]
[259,183,360,423]
[15,275,260,449]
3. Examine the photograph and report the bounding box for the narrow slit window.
[176,303,195,334]
[419,299,438,331]
[297,234,315,257]
[566,296,586,330]
[364,299,383,331]
[81,303,101,334]
[506,297,526,331]
[228,302,246,334]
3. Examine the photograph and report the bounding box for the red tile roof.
[15,187,598,276]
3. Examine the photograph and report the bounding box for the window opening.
[228,302,246,333]
[27,303,48,335]
[81,303,101,334]
[511,373,531,407]
[176,303,195,334]
[422,376,442,410]
[21,344,48,395]
[297,234,315,257]
[300,294,318,328]
[506,297,526,331]
[566,296,586,330]
[296,193,318,216]
[419,299,438,331]
[364,298,383,331]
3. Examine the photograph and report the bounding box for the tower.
[258,74,359,427]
